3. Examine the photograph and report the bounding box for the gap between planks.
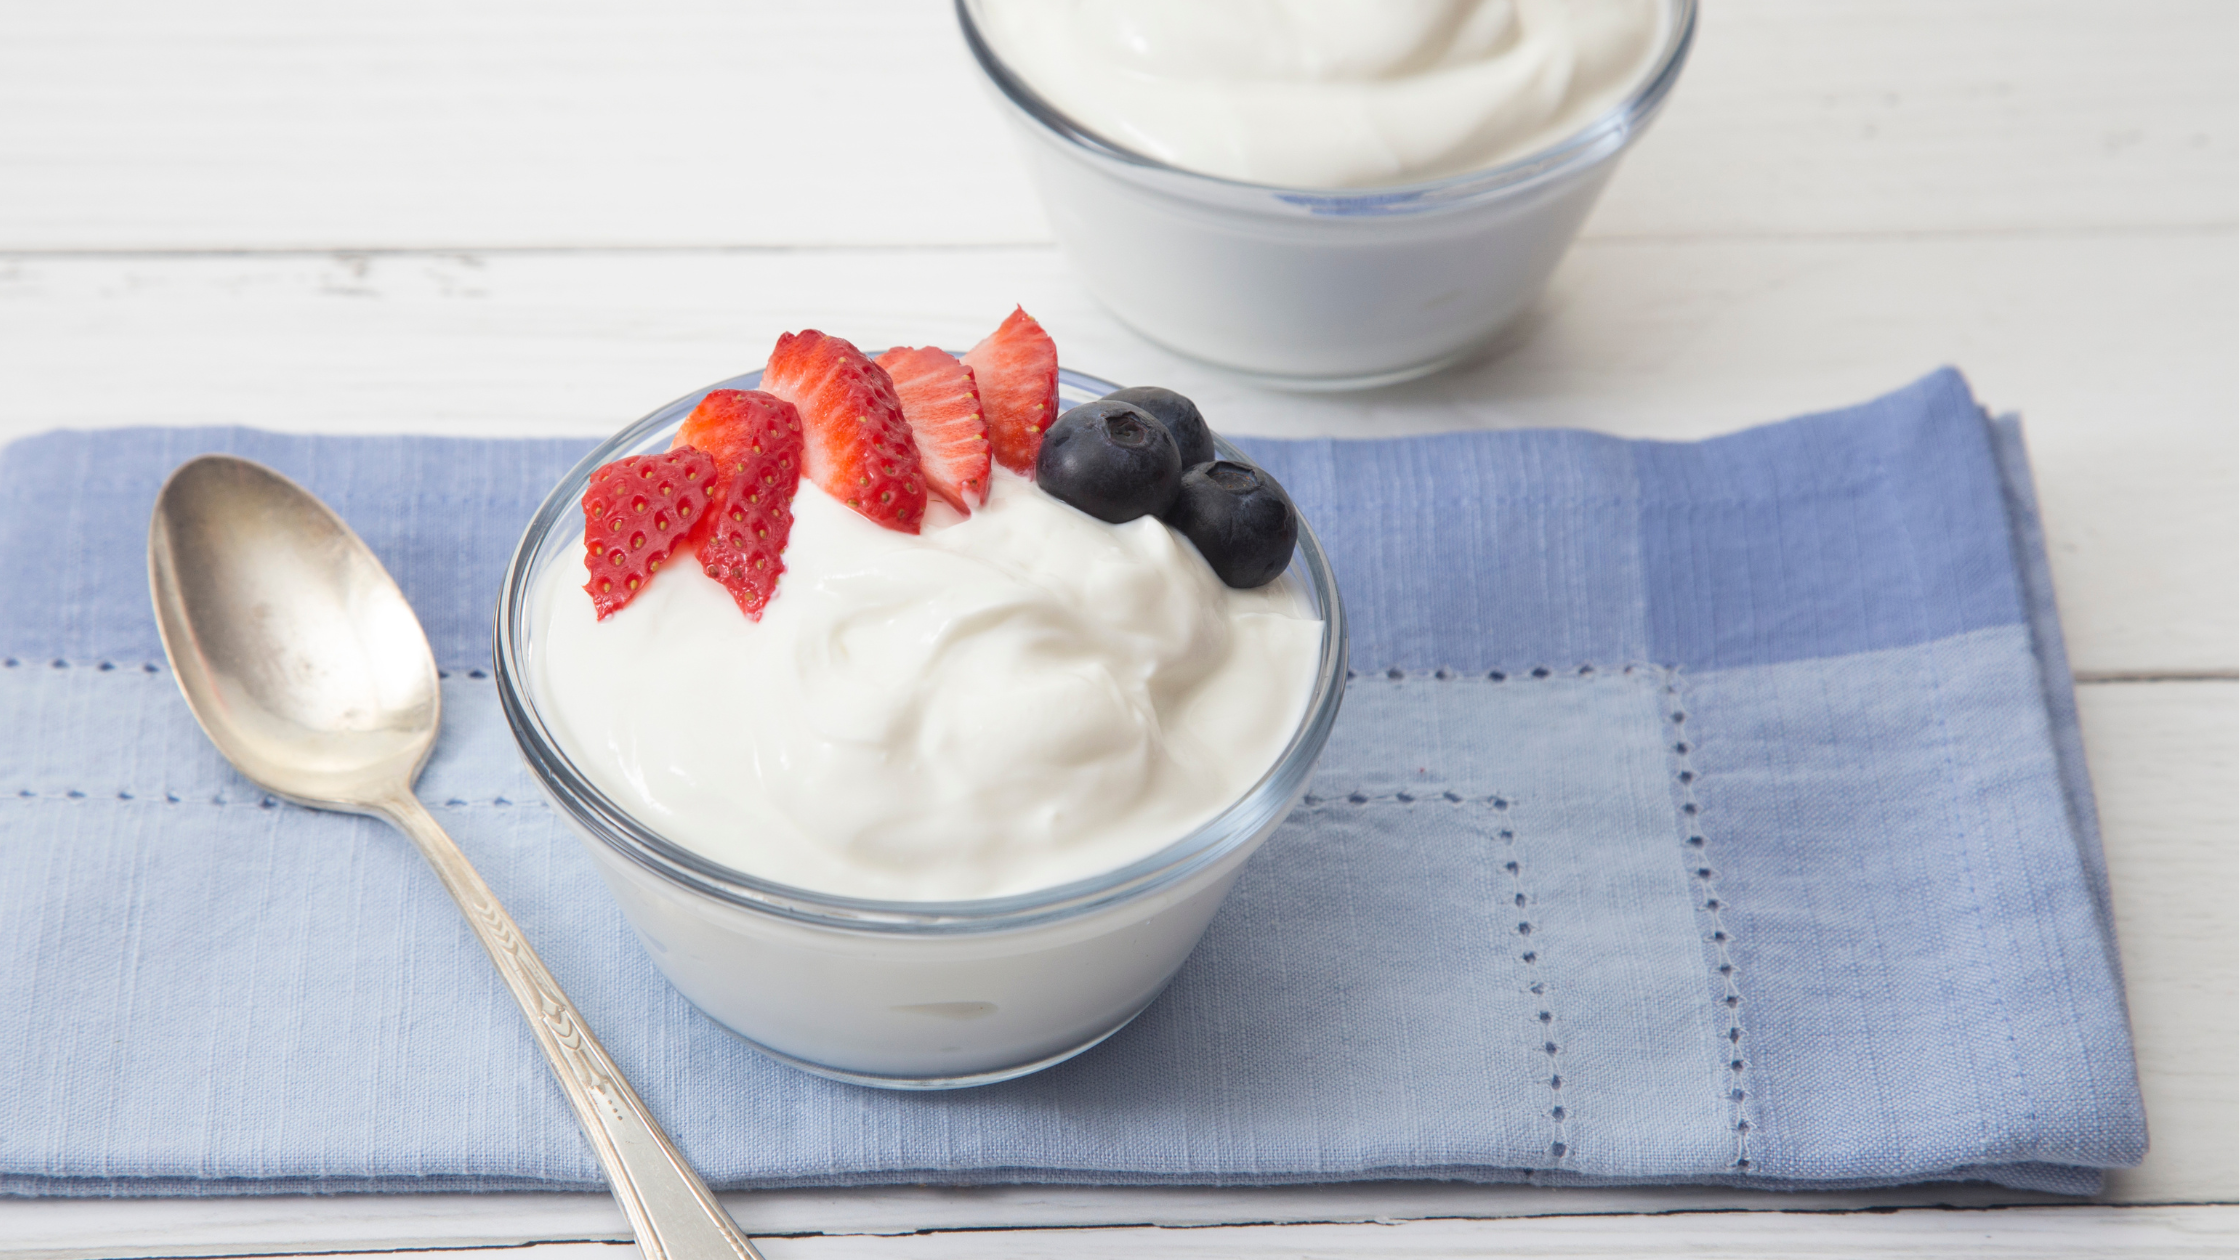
[8,1203,2235,1260]
[1,220,2235,261]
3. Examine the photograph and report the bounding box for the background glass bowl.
[494,363,1349,1088]
[958,0,1698,389]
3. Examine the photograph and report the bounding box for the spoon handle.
[381,792,764,1260]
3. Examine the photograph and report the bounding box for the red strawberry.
[672,388,806,619]
[758,330,928,533]
[673,388,803,479]
[874,345,991,513]
[581,448,718,619]
[961,306,1059,475]
[694,447,801,620]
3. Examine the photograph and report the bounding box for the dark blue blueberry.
[1102,386,1214,468]
[1035,399,1182,523]
[1165,460,1297,588]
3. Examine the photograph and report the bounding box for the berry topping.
[874,345,992,513]
[693,431,803,620]
[581,448,719,619]
[674,388,803,480]
[1034,399,1182,524]
[962,306,1059,475]
[759,330,927,533]
[1165,460,1299,589]
[1103,386,1215,469]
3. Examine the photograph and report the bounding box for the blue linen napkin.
[0,369,2144,1197]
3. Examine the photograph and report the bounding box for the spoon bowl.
[150,454,438,809]
[148,453,763,1260]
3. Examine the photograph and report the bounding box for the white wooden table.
[3,2,2233,1256]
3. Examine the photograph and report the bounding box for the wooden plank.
[0,1,2230,251]
[8,1205,2236,1260]
[765,1204,2239,1259]
[0,0,1046,252]
[2083,680,2240,1204]
[1592,0,2239,240]
[1,235,2228,676]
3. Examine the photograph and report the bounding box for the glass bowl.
[493,363,1349,1088]
[958,0,1698,389]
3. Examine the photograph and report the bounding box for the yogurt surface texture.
[975,0,1668,189]
[530,468,1322,902]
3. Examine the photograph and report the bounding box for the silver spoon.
[148,453,763,1260]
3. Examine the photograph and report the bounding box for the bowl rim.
[955,0,1699,215]
[492,363,1350,936]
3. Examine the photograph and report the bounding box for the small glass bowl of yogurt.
[494,365,1347,1089]
[960,0,1697,388]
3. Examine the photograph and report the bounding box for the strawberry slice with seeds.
[672,387,806,618]
[759,330,927,533]
[694,442,802,620]
[673,388,803,480]
[581,448,718,619]
[961,306,1059,475]
[874,345,990,513]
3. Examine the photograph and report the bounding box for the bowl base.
[1107,310,1499,394]
[713,1009,1147,1090]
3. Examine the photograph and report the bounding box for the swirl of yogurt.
[975,0,1668,189]
[531,468,1322,901]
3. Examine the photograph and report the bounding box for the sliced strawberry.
[673,388,803,480]
[874,345,991,513]
[581,448,718,619]
[758,330,928,533]
[961,306,1059,475]
[694,444,801,620]
[671,388,806,618]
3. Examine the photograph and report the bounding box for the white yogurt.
[529,467,1321,902]
[976,0,1668,188]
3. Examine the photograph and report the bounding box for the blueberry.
[1166,461,1298,588]
[1035,399,1182,523]
[1102,386,1215,468]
